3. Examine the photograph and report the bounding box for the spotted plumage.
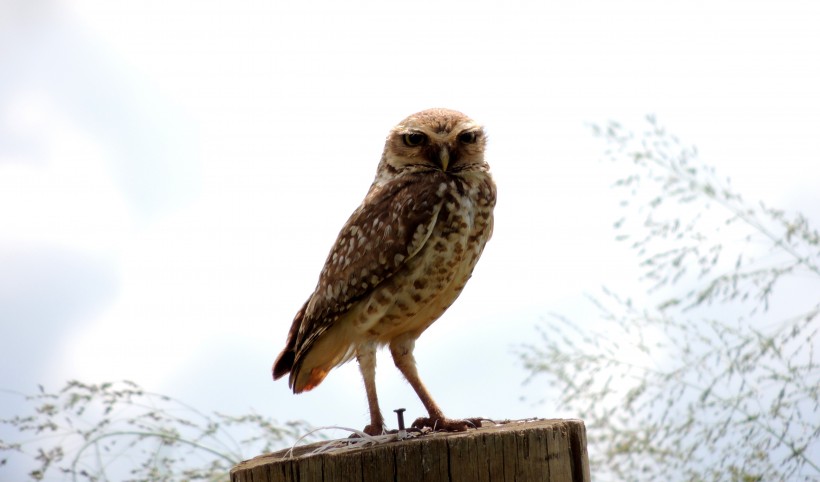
[273,108,496,435]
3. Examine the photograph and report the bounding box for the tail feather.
[272,302,307,384]
[272,300,354,393]
[272,349,295,380]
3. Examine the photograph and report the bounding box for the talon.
[363,424,385,436]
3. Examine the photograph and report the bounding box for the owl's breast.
[350,172,496,342]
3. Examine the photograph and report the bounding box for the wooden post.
[231,418,590,482]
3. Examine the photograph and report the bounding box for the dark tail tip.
[272,349,295,380]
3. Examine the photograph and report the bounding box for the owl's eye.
[458,131,477,144]
[403,132,427,147]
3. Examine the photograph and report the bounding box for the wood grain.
[231,419,590,482]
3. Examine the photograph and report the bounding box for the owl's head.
[377,108,488,181]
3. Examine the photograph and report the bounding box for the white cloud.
[0,90,133,255]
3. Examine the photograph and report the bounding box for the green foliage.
[0,380,311,481]
[520,117,820,481]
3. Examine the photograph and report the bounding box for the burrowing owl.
[273,108,496,435]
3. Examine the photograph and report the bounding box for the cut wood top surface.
[231,418,590,482]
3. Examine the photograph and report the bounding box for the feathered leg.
[390,336,482,431]
[356,342,385,435]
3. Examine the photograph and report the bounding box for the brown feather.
[271,301,306,380]
[284,171,450,391]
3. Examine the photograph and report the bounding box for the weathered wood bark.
[231,418,590,482]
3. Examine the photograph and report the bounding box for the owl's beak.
[439,147,450,171]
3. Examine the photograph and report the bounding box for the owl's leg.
[356,342,385,436]
[390,337,482,432]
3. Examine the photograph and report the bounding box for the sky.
[1,0,819,475]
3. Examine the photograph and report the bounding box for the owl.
[273,108,496,435]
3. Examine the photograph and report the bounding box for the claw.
[362,424,385,436]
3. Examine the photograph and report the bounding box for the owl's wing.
[273,172,447,390]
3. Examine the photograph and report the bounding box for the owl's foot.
[411,416,485,432]
[362,423,386,436]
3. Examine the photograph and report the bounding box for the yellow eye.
[458,131,477,144]
[403,132,427,147]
